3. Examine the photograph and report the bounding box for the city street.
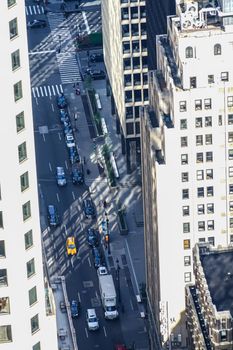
[26,0,148,349]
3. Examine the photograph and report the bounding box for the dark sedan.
[86,228,99,247]
[27,20,47,28]
[82,198,96,219]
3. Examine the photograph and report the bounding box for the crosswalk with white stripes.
[56,52,81,84]
[25,5,44,16]
[32,84,63,98]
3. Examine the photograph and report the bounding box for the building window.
[198,221,205,231]
[206,169,213,179]
[0,269,8,287]
[205,134,212,145]
[206,152,213,162]
[18,142,27,163]
[22,201,31,221]
[20,172,29,192]
[181,154,188,165]
[0,297,10,315]
[182,189,189,199]
[122,24,130,37]
[195,117,202,128]
[230,218,233,228]
[196,135,203,146]
[207,220,214,230]
[184,256,191,266]
[190,77,196,88]
[207,203,214,214]
[29,286,37,306]
[195,99,202,110]
[179,101,187,112]
[182,206,190,216]
[229,149,233,160]
[181,136,188,147]
[33,343,41,350]
[197,170,204,181]
[123,58,131,70]
[0,325,12,343]
[0,212,3,228]
[185,46,193,58]
[228,132,233,143]
[25,230,33,250]
[183,222,190,233]
[197,187,204,197]
[221,72,229,81]
[196,153,203,163]
[9,18,18,39]
[208,75,214,84]
[126,123,134,135]
[197,204,205,215]
[204,98,212,109]
[219,115,223,125]
[230,235,233,243]
[16,111,25,132]
[134,90,141,102]
[31,314,39,334]
[208,237,215,246]
[229,167,233,177]
[214,43,221,55]
[207,186,214,196]
[11,49,20,71]
[8,0,16,7]
[125,90,132,103]
[181,172,189,182]
[183,239,190,249]
[180,119,187,129]
[124,75,132,87]
[230,185,233,194]
[205,116,212,127]
[27,258,35,278]
[184,272,191,283]
[135,122,140,134]
[199,237,206,243]
[0,241,6,258]
[126,107,133,119]
[122,42,130,54]
[14,81,23,102]
[228,96,233,107]
[229,114,233,125]
[229,201,233,212]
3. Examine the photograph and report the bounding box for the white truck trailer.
[98,274,118,319]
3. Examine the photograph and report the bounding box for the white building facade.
[141,0,233,347]
[0,1,57,349]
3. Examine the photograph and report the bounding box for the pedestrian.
[75,88,80,95]
[103,200,107,209]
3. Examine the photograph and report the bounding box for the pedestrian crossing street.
[25,5,44,16]
[32,84,63,99]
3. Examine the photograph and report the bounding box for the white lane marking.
[55,84,60,94]
[48,85,51,97]
[58,132,61,141]
[88,257,91,267]
[29,6,33,15]
[40,86,44,97]
[85,328,89,338]
[25,7,28,15]
[71,256,74,268]
[82,11,91,34]
[49,162,52,172]
[37,5,41,14]
[72,191,75,200]
[64,224,67,236]
[78,292,81,303]
[42,133,46,142]
[56,193,60,202]
[125,239,140,294]
[103,326,107,337]
[28,50,56,55]
[65,160,68,170]
[33,5,36,14]
[35,87,39,97]
[51,103,54,112]
[52,85,56,96]
[32,88,36,98]
[44,86,48,96]
[60,84,63,93]
[130,299,134,311]
[41,6,44,14]
[35,98,38,106]
[95,291,98,298]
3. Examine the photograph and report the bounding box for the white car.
[97,266,108,276]
[86,308,99,331]
[56,166,67,186]
[65,134,75,148]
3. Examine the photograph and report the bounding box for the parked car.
[57,94,67,109]
[56,166,67,186]
[70,300,80,318]
[66,237,77,256]
[60,109,69,123]
[92,247,101,268]
[47,205,59,227]
[27,19,47,28]
[60,301,66,313]
[86,308,99,331]
[65,133,75,148]
[72,163,84,184]
[97,266,108,276]
[86,228,99,247]
[82,198,96,218]
[86,69,106,80]
[89,53,104,63]
[69,147,80,165]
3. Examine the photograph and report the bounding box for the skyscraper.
[0,2,57,349]
[102,0,149,172]
[141,0,233,348]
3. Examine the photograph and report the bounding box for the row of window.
[122,22,147,38]
[189,72,229,89]
[126,121,140,135]
[124,56,147,71]
[182,186,214,199]
[121,5,146,20]
[185,43,222,59]
[0,319,40,344]
[0,201,31,229]
[122,39,147,54]
[124,72,148,87]
[183,220,215,233]
[0,230,33,260]
[182,203,214,216]
[181,169,214,182]
[181,152,213,165]
[179,98,212,112]
[125,89,148,103]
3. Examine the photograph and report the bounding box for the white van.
[86,308,99,331]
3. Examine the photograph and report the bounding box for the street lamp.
[115,258,121,303]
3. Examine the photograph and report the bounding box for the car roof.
[67,237,75,243]
[87,308,96,316]
[48,205,55,212]
[57,166,64,173]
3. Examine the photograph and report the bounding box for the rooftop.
[200,248,233,316]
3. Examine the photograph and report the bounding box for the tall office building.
[146,0,175,69]
[141,0,233,348]
[0,1,58,349]
[102,0,149,171]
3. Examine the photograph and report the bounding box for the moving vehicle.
[82,198,96,218]
[97,266,108,276]
[98,274,118,319]
[70,300,79,318]
[65,133,75,148]
[27,19,47,28]
[89,53,104,63]
[86,69,106,80]
[86,308,99,331]
[56,166,67,186]
[60,109,69,123]
[57,94,67,109]
[92,247,101,268]
[72,163,84,184]
[69,147,80,165]
[47,205,59,227]
[86,228,99,247]
[66,237,77,256]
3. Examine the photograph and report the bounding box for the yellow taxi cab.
[66,237,77,256]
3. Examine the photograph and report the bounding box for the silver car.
[56,167,67,186]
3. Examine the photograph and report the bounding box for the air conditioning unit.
[181,13,196,29]
[185,1,198,18]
